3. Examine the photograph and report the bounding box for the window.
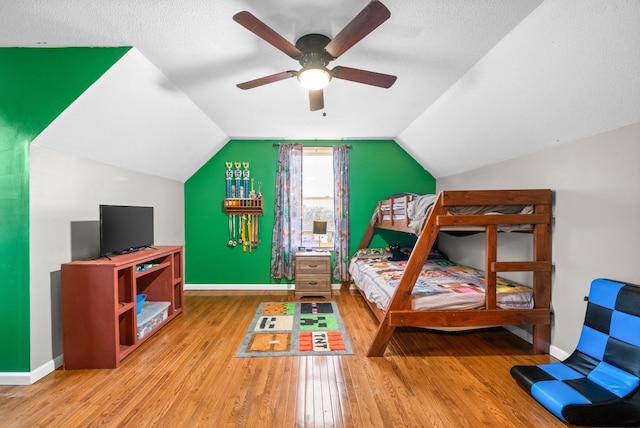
[302,146,334,249]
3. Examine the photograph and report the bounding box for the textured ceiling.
[3,0,640,179]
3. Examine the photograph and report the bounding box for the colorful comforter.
[349,249,533,312]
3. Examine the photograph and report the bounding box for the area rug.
[236,301,353,357]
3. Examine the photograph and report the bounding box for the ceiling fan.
[233,0,397,111]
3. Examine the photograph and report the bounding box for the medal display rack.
[225,161,263,251]
[223,198,264,215]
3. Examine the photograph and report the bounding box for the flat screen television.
[99,205,154,257]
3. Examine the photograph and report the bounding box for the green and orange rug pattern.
[236,301,353,357]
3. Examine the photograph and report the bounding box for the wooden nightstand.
[294,251,332,299]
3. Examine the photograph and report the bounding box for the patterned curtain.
[333,145,350,283]
[270,143,303,279]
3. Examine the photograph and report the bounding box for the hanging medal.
[247,215,252,253]
[252,214,259,248]
[228,215,234,247]
[229,214,236,247]
[241,215,247,252]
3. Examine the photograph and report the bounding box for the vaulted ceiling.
[3,1,639,181]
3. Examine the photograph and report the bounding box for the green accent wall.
[0,47,129,372]
[185,139,436,285]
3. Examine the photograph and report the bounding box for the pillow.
[428,248,449,260]
[353,246,447,261]
[389,243,410,261]
[353,248,389,258]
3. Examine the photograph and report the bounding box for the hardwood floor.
[0,290,568,427]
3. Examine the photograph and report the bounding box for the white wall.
[436,122,640,356]
[29,145,184,377]
[31,48,228,183]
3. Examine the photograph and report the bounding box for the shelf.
[223,198,263,215]
[119,343,133,357]
[61,246,184,369]
[135,261,169,277]
[118,302,135,315]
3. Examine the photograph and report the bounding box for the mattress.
[349,249,533,312]
[382,214,405,220]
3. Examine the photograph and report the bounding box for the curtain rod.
[272,143,352,148]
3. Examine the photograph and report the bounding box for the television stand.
[61,246,184,369]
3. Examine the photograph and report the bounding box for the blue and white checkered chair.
[511,278,640,426]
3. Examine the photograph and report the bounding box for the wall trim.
[0,372,32,386]
[504,325,567,361]
[549,345,570,361]
[0,354,62,385]
[185,283,292,291]
[184,283,349,291]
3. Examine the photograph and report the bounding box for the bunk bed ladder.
[482,197,552,354]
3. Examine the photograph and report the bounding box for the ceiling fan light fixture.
[297,66,331,90]
[233,2,394,110]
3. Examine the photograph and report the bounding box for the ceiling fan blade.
[331,66,396,88]
[324,0,391,59]
[309,89,324,111]
[236,71,297,90]
[233,11,302,59]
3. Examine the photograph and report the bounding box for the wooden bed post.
[357,211,378,250]
[367,193,447,357]
[485,224,498,309]
[532,199,552,353]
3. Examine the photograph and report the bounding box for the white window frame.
[302,146,334,249]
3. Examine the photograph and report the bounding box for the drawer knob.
[309,281,317,285]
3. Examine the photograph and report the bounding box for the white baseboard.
[184,283,293,291]
[0,372,32,386]
[184,283,349,291]
[504,325,569,361]
[0,354,62,385]
[549,344,570,361]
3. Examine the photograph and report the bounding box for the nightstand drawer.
[296,276,331,291]
[296,257,330,274]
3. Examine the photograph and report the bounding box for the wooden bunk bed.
[352,189,552,357]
